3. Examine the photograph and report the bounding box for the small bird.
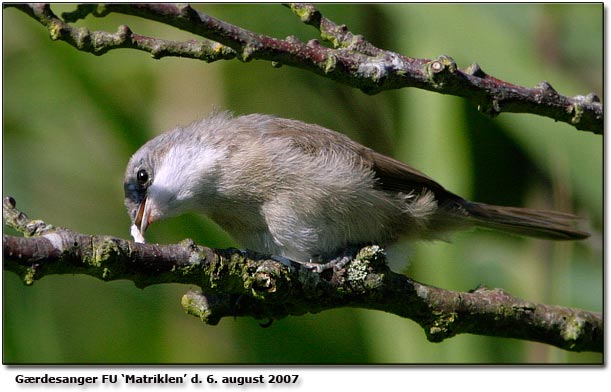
[124,111,588,268]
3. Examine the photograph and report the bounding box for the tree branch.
[5,3,603,134]
[3,196,602,353]
[5,3,237,62]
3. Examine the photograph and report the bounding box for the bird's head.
[123,124,226,243]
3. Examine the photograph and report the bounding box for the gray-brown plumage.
[124,111,588,263]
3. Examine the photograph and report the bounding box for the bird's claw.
[299,255,352,273]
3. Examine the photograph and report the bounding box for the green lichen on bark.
[288,2,318,24]
[562,315,585,344]
[23,265,38,286]
[91,235,122,267]
[426,311,459,342]
[344,246,387,293]
[181,290,219,325]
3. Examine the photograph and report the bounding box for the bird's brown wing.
[366,150,466,208]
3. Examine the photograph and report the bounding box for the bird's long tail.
[465,202,589,240]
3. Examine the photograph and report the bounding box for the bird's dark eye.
[136,169,149,186]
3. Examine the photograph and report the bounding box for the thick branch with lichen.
[4,3,603,134]
[3,197,602,353]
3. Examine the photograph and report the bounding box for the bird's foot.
[271,254,348,273]
[301,247,361,273]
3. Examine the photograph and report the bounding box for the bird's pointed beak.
[135,197,149,233]
[131,197,151,243]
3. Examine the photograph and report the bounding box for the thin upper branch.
[5,3,603,134]
[3,196,603,353]
[6,3,237,61]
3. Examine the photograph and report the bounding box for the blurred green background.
[2,4,602,364]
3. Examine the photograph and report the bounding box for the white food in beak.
[131,223,146,243]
